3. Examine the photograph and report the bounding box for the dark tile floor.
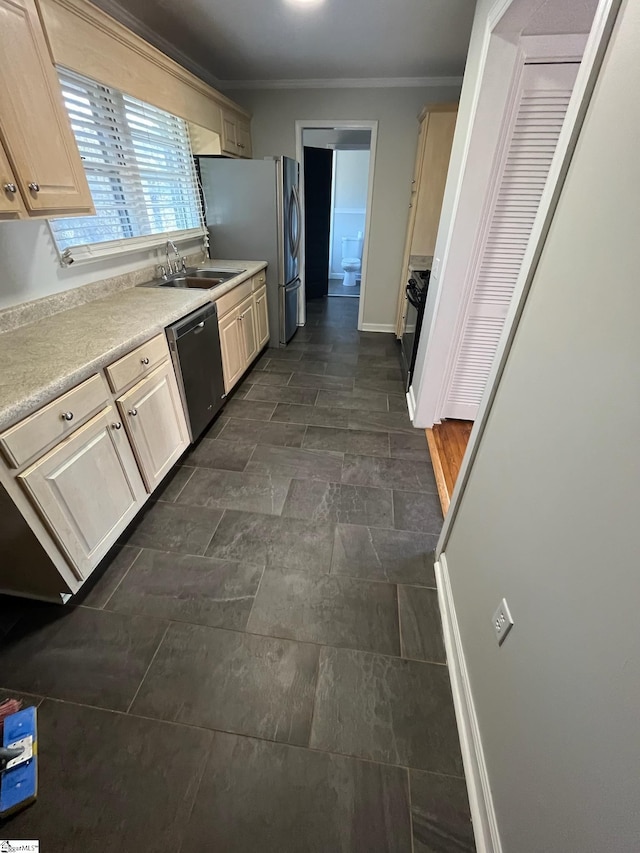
[0,297,475,852]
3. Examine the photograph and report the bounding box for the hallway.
[0,297,474,852]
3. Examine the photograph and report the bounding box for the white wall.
[442,0,640,848]
[333,149,370,209]
[330,149,369,276]
[0,219,202,311]
[229,86,460,328]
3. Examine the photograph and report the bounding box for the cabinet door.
[0,145,25,219]
[238,295,258,364]
[221,113,239,156]
[237,122,252,158]
[0,0,93,215]
[411,109,457,257]
[219,309,244,393]
[254,285,269,350]
[118,361,189,492]
[19,408,146,579]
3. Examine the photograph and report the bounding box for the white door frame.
[295,119,378,331]
[436,0,621,560]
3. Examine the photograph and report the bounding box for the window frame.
[49,68,206,267]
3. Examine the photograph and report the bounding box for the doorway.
[295,121,377,330]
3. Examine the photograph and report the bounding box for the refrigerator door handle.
[287,192,295,257]
[291,183,302,258]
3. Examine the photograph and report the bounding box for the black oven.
[400,269,430,391]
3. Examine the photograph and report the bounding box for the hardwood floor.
[426,420,473,515]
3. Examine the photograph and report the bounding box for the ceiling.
[92,0,475,87]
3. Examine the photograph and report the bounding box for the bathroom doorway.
[328,148,370,299]
[295,121,377,330]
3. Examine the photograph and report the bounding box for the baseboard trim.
[360,322,396,333]
[406,385,416,420]
[436,553,502,853]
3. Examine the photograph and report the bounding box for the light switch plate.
[492,598,514,646]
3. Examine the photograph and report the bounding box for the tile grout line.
[170,466,196,503]
[407,766,417,853]
[125,621,171,715]
[244,563,268,630]
[397,583,405,660]
[305,644,324,751]
[199,508,226,557]
[99,546,145,610]
[38,691,466,779]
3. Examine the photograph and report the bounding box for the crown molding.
[89,0,223,91]
[220,76,464,90]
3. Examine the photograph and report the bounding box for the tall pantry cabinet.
[395,104,458,336]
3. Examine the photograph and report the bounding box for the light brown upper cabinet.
[0,144,26,219]
[236,121,252,158]
[221,110,252,159]
[411,106,458,257]
[0,0,93,216]
[395,103,458,335]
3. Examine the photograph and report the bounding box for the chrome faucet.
[165,240,186,275]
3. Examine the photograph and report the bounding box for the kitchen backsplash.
[0,250,207,335]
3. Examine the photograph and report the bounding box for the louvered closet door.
[443,63,579,420]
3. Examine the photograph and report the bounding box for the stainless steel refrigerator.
[195,155,302,346]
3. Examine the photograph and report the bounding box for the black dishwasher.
[165,303,225,442]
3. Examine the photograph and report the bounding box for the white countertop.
[0,260,266,431]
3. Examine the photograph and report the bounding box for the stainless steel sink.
[147,268,246,290]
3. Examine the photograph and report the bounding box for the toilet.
[340,233,363,287]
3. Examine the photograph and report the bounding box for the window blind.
[50,68,205,262]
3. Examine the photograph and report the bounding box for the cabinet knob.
[238,143,245,149]
[141,357,150,365]
[411,180,416,185]
[61,411,74,421]
[409,203,413,208]
[28,182,40,193]
[112,422,122,430]
[128,408,138,417]
[3,183,16,194]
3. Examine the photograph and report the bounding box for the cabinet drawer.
[0,374,109,468]
[252,269,267,291]
[105,333,169,394]
[216,279,253,319]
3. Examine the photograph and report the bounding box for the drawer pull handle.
[128,408,138,417]
[61,411,74,421]
[141,357,150,365]
[112,422,122,430]
[3,183,16,194]
[28,182,40,193]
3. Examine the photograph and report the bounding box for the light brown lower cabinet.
[238,294,258,364]
[254,285,269,350]
[18,406,146,579]
[219,309,245,394]
[218,273,270,394]
[117,360,190,492]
